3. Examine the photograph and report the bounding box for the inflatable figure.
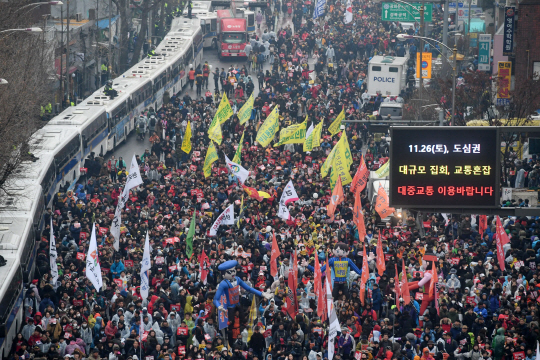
[213,260,273,315]
[305,242,363,297]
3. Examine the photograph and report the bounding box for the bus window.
[211,19,217,31]
[0,265,23,337]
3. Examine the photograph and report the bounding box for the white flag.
[224,154,250,184]
[277,180,299,220]
[111,155,143,250]
[326,276,340,360]
[313,0,326,19]
[209,204,235,236]
[536,341,539,360]
[344,0,353,24]
[86,223,103,291]
[305,123,314,140]
[140,231,151,301]
[49,218,58,287]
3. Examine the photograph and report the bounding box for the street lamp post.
[397,33,459,126]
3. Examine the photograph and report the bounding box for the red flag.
[434,282,440,315]
[496,216,510,246]
[495,216,507,271]
[376,231,386,276]
[327,176,344,220]
[401,258,411,305]
[292,250,299,310]
[479,215,487,238]
[286,253,296,319]
[359,245,369,305]
[314,253,326,321]
[375,185,395,218]
[353,188,366,241]
[325,255,333,295]
[327,176,344,219]
[351,155,369,194]
[198,250,210,284]
[242,184,264,202]
[270,231,280,278]
[394,263,401,301]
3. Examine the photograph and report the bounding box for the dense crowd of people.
[14,0,540,360]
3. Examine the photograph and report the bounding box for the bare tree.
[487,78,540,185]
[0,1,55,194]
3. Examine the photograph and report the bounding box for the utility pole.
[95,0,99,90]
[108,0,113,79]
[66,0,70,104]
[418,1,424,119]
[442,0,449,54]
[60,5,64,107]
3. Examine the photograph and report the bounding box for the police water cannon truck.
[367,56,408,97]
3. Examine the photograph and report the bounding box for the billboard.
[496,61,511,106]
[416,52,432,79]
[389,127,500,208]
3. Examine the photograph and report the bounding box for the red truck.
[217,9,249,58]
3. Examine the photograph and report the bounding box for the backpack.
[150,117,156,127]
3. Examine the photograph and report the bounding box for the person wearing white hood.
[167,311,180,346]
[447,269,461,291]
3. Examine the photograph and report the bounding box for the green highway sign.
[381,2,433,22]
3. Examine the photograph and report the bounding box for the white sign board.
[502,187,512,202]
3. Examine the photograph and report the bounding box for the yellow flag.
[274,117,307,146]
[321,145,337,178]
[238,94,254,125]
[342,132,353,167]
[233,131,245,164]
[247,295,258,342]
[181,121,192,154]
[329,136,353,189]
[256,107,279,147]
[304,120,323,152]
[237,195,244,229]
[217,93,234,125]
[311,120,324,148]
[208,116,223,145]
[375,160,390,177]
[328,108,345,135]
[203,141,218,178]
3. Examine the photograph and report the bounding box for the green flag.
[233,131,245,164]
[186,211,196,258]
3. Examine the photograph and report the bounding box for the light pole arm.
[15,1,62,11]
[407,35,452,52]
[0,28,43,34]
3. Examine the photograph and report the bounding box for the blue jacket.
[488,295,500,313]
[372,288,382,310]
[473,306,488,319]
[39,298,55,313]
[111,261,125,279]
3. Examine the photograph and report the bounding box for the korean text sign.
[503,7,515,56]
[390,127,499,208]
[497,62,511,106]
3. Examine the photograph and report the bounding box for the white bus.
[0,183,45,358]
